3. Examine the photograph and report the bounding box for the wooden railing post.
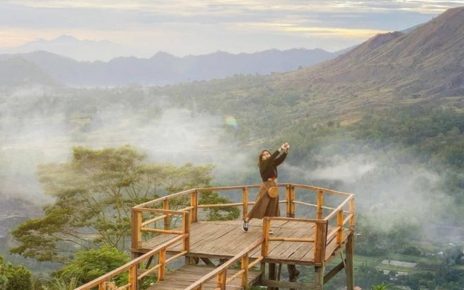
[241,253,249,288]
[337,210,344,245]
[262,218,270,257]
[131,208,142,250]
[163,199,170,230]
[242,187,249,220]
[286,184,291,217]
[128,264,137,290]
[316,189,324,219]
[183,211,190,252]
[314,220,328,264]
[158,248,166,281]
[349,197,356,231]
[191,190,198,223]
[345,233,355,290]
[289,185,295,217]
[216,270,227,290]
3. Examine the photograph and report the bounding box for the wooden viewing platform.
[76,183,356,290]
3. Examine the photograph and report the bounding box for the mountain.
[280,6,464,113]
[2,35,127,62]
[0,48,336,87]
[156,6,464,125]
[0,57,57,88]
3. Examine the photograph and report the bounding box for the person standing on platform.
[241,142,299,281]
[242,142,289,232]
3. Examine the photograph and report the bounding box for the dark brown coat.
[247,179,279,219]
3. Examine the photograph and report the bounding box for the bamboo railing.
[75,235,188,290]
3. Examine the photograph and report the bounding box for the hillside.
[0,48,335,87]
[159,6,464,127]
[281,6,464,113]
[0,57,57,88]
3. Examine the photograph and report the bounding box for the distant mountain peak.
[54,35,79,42]
[151,51,175,59]
[4,35,127,62]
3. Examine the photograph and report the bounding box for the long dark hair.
[258,150,271,166]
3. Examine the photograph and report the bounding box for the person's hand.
[281,142,290,151]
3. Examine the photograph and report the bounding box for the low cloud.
[0,90,256,204]
[282,150,460,242]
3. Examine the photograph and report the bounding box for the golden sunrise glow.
[238,22,389,39]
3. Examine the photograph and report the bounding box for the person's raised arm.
[274,143,289,166]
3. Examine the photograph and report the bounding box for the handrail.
[184,238,264,290]
[294,200,335,211]
[134,188,196,208]
[290,184,353,196]
[324,194,354,221]
[131,183,356,264]
[323,194,355,250]
[79,183,356,290]
[75,235,185,290]
[266,216,319,223]
[196,184,262,191]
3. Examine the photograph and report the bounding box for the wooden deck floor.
[138,220,349,265]
[148,264,261,290]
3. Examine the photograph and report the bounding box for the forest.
[1,82,463,289]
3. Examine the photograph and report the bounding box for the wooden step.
[148,264,261,290]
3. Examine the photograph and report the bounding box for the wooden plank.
[349,198,356,231]
[141,228,183,234]
[141,221,341,266]
[216,270,227,290]
[241,254,249,288]
[183,211,190,252]
[191,190,198,223]
[131,209,142,250]
[129,264,137,290]
[316,190,324,219]
[290,185,296,217]
[337,210,344,245]
[149,265,261,290]
[163,199,170,230]
[314,221,328,264]
[286,184,291,217]
[315,265,325,290]
[158,249,166,281]
[323,261,344,283]
[262,218,270,257]
[325,229,350,261]
[242,187,249,220]
[345,233,354,290]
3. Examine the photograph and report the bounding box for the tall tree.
[11,146,213,262]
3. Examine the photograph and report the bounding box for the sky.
[0,0,463,59]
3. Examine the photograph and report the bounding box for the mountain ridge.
[156,6,464,127]
[0,48,337,87]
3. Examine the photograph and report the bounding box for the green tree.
[42,277,79,290]
[0,256,32,290]
[200,191,240,221]
[11,146,213,262]
[56,246,128,285]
